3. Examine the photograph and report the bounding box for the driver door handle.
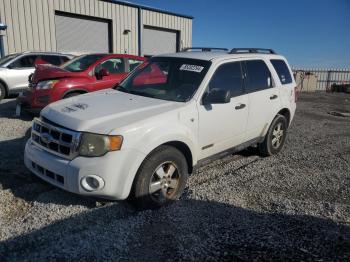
[270,94,278,100]
[235,103,246,110]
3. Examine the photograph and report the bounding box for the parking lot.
[0,92,349,261]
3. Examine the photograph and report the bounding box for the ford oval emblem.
[41,133,53,144]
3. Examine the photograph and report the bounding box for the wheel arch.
[277,108,291,126]
[162,140,194,174]
[0,78,9,97]
[62,88,88,99]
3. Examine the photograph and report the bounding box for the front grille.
[31,161,65,185]
[31,117,81,159]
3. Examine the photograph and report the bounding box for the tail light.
[294,86,298,102]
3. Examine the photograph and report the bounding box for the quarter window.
[208,62,244,97]
[270,59,293,85]
[245,60,272,92]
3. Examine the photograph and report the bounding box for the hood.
[31,65,79,84]
[41,89,183,134]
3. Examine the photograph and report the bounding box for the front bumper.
[17,90,52,111]
[24,139,146,200]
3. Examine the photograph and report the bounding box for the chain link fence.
[292,68,350,91]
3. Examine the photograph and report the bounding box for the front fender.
[119,131,197,199]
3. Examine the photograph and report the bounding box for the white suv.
[0,52,72,100]
[24,48,297,208]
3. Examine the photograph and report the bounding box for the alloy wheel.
[149,161,180,202]
[271,122,284,149]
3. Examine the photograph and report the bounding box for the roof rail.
[229,48,276,54]
[182,47,229,52]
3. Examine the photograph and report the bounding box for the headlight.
[79,133,123,157]
[36,80,59,90]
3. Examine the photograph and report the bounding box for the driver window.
[208,62,244,97]
[95,58,125,75]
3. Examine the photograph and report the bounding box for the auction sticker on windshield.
[180,64,204,73]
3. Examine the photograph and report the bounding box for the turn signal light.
[108,136,123,151]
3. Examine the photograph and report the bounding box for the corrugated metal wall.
[0,0,192,56]
[142,9,192,51]
[293,68,350,91]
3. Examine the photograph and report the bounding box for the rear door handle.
[270,95,278,100]
[235,103,246,110]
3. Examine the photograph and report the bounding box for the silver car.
[0,52,72,101]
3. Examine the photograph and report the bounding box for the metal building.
[0,0,193,57]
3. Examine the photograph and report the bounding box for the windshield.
[115,57,211,102]
[0,54,19,67]
[61,54,105,72]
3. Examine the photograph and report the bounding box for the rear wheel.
[129,145,188,209]
[345,86,350,94]
[0,83,6,101]
[259,114,288,156]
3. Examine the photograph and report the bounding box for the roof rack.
[229,48,276,54]
[182,47,229,52]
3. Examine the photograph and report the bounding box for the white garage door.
[143,27,178,56]
[55,14,110,54]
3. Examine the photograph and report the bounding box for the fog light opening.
[81,175,105,192]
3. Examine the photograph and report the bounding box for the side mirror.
[202,89,231,105]
[96,68,109,79]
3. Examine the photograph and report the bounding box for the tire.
[0,83,6,101]
[345,86,350,94]
[129,145,188,209]
[259,114,288,156]
[63,92,82,99]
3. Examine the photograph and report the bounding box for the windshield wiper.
[128,90,158,99]
[114,85,130,93]
[114,85,157,99]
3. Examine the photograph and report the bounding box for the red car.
[18,53,145,113]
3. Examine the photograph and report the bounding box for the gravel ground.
[0,92,350,261]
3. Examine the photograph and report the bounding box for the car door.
[244,59,281,140]
[93,57,128,90]
[5,55,38,92]
[198,61,249,159]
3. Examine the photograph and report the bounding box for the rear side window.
[61,56,70,64]
[270,59,293,85]
[245,60,272,93]
[41,55,64,66]
[209,62,244,97]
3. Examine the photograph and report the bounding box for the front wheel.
[129,145,188,209]
[0,83,6,101]
[259,114,288,156]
